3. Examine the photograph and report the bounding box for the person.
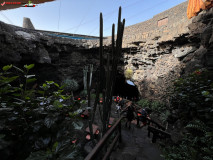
[118,97,124,109]
[115,97,125,114]
[124,101,135,129]
[140,107,152,128]
[116,96,120,103]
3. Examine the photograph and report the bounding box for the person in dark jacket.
[125,101,135,129]
[140,107,152,128]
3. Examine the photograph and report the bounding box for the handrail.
[84,116,124,160]
[148,126,171,137]
[148,125,171,143]
[148,119,165,130]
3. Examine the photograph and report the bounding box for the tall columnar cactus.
[90,7,125,136]
[83,65,93,90]
[89,64,93,87]
[83,66,88,90]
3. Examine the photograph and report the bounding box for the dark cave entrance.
[113,73,139,101]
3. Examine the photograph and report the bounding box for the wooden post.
[118,121,122,143]
[89,120,95,142]
[152,133,157,143]
[148,130,150,138]
[87,72,91,108]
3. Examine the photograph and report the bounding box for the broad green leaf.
[12,93,21,97]
[26,78,36,83]
[202,91,210,96]
[46,81,54,84]
[58,90,64,93]
[0,134,5,139]
[53,100,63,108]
[52,141,59,152]
[24,64,35,70]
[206,132,213,137]
[3,65,12,71]
[38,90,44,95]
[54,83,59,88]
[25,97,30,100]
[3,76,19,84]
[60,95,66,100]
[26,151,48,160]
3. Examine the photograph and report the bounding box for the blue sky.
[0,0,187,36]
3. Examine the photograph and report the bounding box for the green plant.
[80,90,87,97]
[0,64,84,160]
[171,69,213,124]
[136,99,150,108]
[124,68,133,80]
[61,79,79,101]
[91,93,96,99]
[162,69,213,160]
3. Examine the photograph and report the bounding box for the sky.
[0,0,187,36]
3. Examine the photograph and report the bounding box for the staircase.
[110,124,164,160]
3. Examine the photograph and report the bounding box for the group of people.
[114,98,152,129]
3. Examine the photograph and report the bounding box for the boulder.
[173,46,197,58]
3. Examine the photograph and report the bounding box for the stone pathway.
[110,121,164,160]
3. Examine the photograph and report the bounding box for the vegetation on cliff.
[136,69,213,160]
[0,64,86,160]
[162,69,213,160]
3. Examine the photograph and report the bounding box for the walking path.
[110,124,164,160]
[109,102,164,160]
[90,101,164,160]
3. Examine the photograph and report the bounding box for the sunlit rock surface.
[0,2,213,101]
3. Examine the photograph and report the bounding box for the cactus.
[90,7,125,135]
[83,66,88,90]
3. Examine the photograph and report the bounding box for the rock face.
[0,2,213,101]
[0,21,100,87]
[119,6,213,101]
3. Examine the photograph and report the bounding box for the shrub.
[162,69,213,160]
[136,99,150,108]
[91,93,96,99]
[80,90,87,97]
[124,68,133,80]
[61,79,79,93]
[0,64,84,159]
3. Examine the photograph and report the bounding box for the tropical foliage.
[162,69,213,160]
[0,64,84,160]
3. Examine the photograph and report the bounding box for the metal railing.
[84,116,124,160]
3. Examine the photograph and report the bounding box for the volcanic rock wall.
[119,2,213,101]
[0,1,213,101]
[0,21,100,87]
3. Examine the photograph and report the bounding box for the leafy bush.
[80,90,87,97]
[162,69,213,160]
[136,99,150,108]
[170,69,213,125]
[91,93,96,99]
[124,68,133,80]
[61,79,79,93]
[0,64,84,160]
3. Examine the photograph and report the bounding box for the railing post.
[152,132,157,143]
[118,121,122,143]
[148,128,150,138]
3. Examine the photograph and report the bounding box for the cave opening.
[113,73,139,101]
